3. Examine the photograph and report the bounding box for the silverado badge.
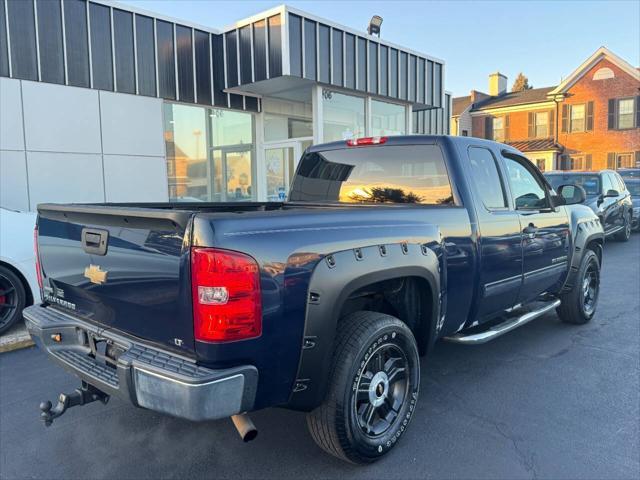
[84,264,108,285]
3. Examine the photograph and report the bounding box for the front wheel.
[306,311,420,464]
[0,265,28,335]
[556,249,600,325]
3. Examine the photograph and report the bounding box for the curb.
[0,323,35,353]
[0,337,35,353]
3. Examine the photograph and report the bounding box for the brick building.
[451,47,640,171]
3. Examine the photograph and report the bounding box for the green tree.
[511,73,533,92]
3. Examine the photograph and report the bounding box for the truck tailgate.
[36,204,195,355]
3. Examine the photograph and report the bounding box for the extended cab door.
[500,152,571,304]
[465,146,524,319]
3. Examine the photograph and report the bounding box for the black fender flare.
[561,207,605,294]
[286,241,441,411]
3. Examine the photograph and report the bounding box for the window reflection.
[322,91,365,142]
[371,100,406,136]
[165,103,255,202]
[290,145,453,205]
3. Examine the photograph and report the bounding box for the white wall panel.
[100,92,165,157]
[22,81,102,154]
[103,155,168,202]
[0,78,25,151]
[0,150,29,211]
[27,152,104,209]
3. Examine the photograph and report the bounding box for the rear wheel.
[306,311,420,464]
[556,250,600,325]
[0,265,27,335]
[615,211,631,242]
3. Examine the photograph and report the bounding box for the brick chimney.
[488,72,507,96]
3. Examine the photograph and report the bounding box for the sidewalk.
[0,321,34,353]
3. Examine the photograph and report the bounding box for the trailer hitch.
[39,382,110,427]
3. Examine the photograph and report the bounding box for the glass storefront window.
[164,103,208,202]
[264,114,312,142]
[165,103,255,202]
[322,91,365,142]
[371,100,406,136]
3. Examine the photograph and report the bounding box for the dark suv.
[545,170,633,241]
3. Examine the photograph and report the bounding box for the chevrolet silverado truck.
[25,135,605,464]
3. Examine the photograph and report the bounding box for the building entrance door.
[263,140,312,201]
[210,146,254,201]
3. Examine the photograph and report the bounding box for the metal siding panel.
[211,33,225,105]
[399,51,407,100]
[303,18,316,80]
[239,25,251,84]
[318,23,330,84]
[7,0,38,80]
[288,13,302,77]
[253,19,266,82]
[63,0,89,87]
[194,29,211,105]
[267,14,281,78]
[229,93,243,110]
[175,25,194,102]
[434,62,442,107]
[409,55,416,102]
[344,32,355,89]
[36,0,64,84]
[356,37,365,91]
[0,0,8,76]
[135,14,155,97]
[89,2,112,91]
[245,96,258,112]
[379,45,388,96]
[331,28,342,87]
[113,9,135,94]
[225,29,238,88]
[389,48,398,98]
[427,60,433,105]
[368,42,377,94]
[156,19,175,99]
[418,57,425,104]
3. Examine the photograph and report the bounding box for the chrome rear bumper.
[24,304,258,421]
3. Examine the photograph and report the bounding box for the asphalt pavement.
[1,235,638,479]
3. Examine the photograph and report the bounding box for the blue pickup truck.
[25,136,604,464]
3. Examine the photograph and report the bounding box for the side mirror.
[557,184,586,205]
[604,189,619,198]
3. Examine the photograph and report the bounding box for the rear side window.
[289,145,454,205]
[467,147,507,209]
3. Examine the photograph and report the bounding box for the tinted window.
[64,0,89,87]
[546,174,601,196]
[503,157,548,209]
[468,147,506,209]
[626,181,640,196]
[37,0,64,84]
[289,145,453,205]
[8,0,37,80]
[602,173,615,194]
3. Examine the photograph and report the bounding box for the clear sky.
[120,0,640,98]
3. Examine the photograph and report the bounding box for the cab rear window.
[289,145,454,205]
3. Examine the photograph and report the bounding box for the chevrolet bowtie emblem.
[84,264,108,285]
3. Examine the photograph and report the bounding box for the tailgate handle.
[81,228,109,256]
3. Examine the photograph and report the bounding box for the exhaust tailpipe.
[231,414,258,442]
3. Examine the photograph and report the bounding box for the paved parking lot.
[1,235,638,479]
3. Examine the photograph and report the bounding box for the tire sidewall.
[0,266,27,334]
[342,321,420,461]
[575,251,600,321]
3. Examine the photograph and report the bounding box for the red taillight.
[346,136,388,147]
[34,225,43,291]
[191,248,262,342]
